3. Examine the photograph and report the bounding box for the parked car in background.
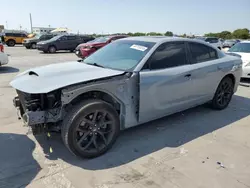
[36,34,94,53]
[2,32,28,46]
[196,37,223,50]
[11,37,242,158]
[227,41,250,79]
[223,39,237,48]
[75,35,128,58]
[23,33,57,49]
[0,41,8,66]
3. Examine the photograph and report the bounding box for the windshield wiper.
[86,62,105,68]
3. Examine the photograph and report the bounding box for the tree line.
[92,28,250,39]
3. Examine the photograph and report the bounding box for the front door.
[57,36,68,50]
[139,41,197,123]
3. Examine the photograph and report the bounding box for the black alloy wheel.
[61,100,120,158]
[211,77,234,110]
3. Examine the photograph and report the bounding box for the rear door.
[186,42,222,101]
[67,35,78,50]
[139,41,197,123]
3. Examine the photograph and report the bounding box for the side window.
[189,42,218,63]
[149,42,187,70]
[59,36,67,41]
[206,38,218,43]
[67,36,77,40]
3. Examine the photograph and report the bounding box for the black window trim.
[142,41,190,71]
[186,41,219,64]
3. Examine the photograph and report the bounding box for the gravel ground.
[0,46,250,188]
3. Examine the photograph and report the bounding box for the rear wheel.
[61,99,120,158]
[48,46,56,53]
[211,76,234,110]
[7,40,15,47]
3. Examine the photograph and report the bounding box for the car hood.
[10,61,125,94]
[80,42,106,47]
[24,38,38,43]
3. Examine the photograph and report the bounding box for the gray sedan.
[10,36,242,158]
[223,39,237,48]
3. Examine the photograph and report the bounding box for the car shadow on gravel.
[35,95,250,170]
[0,66,19,74]
[0,133,41,188]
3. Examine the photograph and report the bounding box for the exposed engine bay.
[13,90,63,134]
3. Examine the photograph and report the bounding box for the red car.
[75,35,128,58]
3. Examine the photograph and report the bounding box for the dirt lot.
[0,46,250,188]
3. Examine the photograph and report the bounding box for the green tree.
[164,31,173,36]
[132,32,146,36]
[218,31,232,39]
[232,28,249,39]
[147,32,163,36]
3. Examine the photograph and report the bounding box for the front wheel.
[31,43,37,49]
[48,46,56,53]
[211,76,234,110]
[61,99,120,158]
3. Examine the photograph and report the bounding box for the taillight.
[0,44,4,52]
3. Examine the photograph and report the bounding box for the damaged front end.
[13,90,63,134]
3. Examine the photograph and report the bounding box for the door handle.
[184,74,191,77]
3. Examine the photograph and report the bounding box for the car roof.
[120,36,201,44]
[240,40,250,43]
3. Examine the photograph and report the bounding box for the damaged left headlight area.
[13,89,63,134]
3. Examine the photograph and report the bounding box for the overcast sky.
[0,0,250,35]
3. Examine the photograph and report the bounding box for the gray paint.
[10,61,125,94]
[10,37,243,130]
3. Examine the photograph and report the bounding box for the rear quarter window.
[188,42,218,63]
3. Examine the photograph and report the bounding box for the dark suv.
[36,34,95,53]
[23,34,56,49]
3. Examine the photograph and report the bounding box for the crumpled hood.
[10,61,125,94]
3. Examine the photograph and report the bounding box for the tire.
[61,99,120,158]
[7,40,15,47]
[70,50,74,53]
[43,50,48,53]
[25,46,31,49]
[31,43,37,49]
[48,46,56,53]
[211,76,234,110]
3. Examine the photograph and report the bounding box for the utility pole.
[29,13,33,33]
[5,21,8,29]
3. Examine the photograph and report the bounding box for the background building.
[32,27,56,34]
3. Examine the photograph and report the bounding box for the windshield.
[90,37,111,43]
[228,43,250,53]
[83,40,155,71]
[47,35,63,41]
[34,34,42,39]
[196,37,206,41]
